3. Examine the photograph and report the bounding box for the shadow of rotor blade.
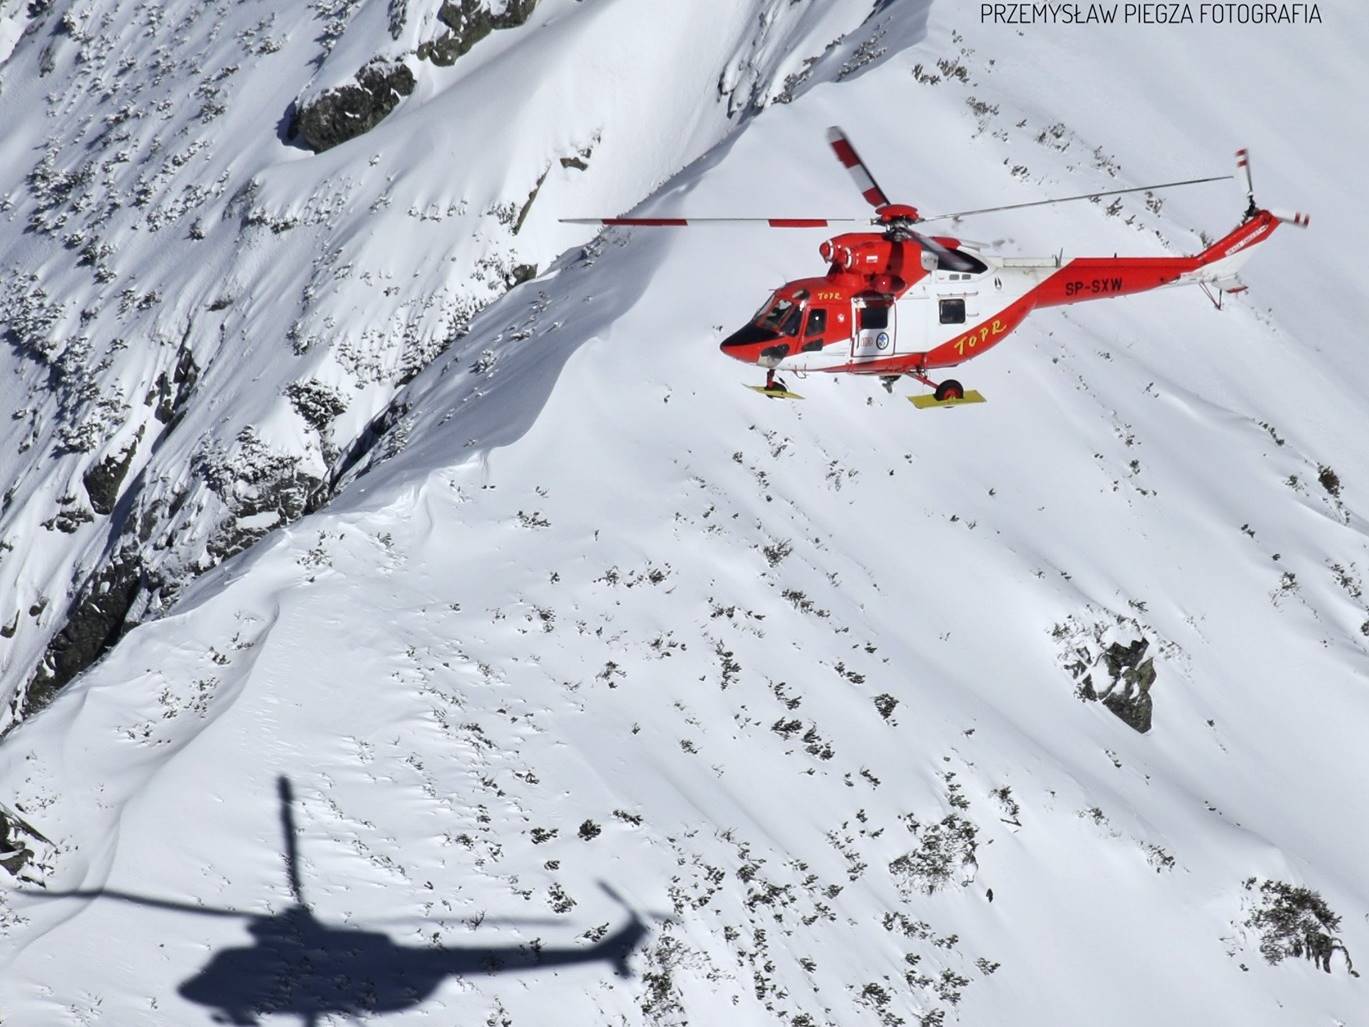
[18,888,248,918]
[367,915,567,927]
[278,776,304,906]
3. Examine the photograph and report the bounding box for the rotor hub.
[875,203,921,223]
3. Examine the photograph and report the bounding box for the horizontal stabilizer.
[1270,209,1311,228]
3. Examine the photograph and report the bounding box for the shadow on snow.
[25,776,650,1026]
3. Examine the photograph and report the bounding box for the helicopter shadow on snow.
[23,777,652,1027]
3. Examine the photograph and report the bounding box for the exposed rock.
[82,430,142,515]
[1098,639,1156,733]
[0,801,53,881]
[417,0,540,66]
[1056,617,1159,734]
[153,345,199,425]
[513,169,548,234]
[197,440,325,561]
[558,140,596,172]
[505,263,537,288]
[25,554,142,715]
[293,61,416,153]
[0,815,30,876]
[40,503,94,533]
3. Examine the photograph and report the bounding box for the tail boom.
[917,210,1298,368]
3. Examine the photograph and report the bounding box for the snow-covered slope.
[0,0,900,721]
[3,1,1368,1024]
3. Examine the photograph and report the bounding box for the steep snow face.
[0,0,897,721]
[3,1,1369,1025]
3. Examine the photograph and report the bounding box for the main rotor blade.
[826,126,893,210]
[560,217,866,228]
[916,175,1234,223]
[20,888,250,918]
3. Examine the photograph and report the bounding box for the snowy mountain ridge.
[2,0,1368,1024]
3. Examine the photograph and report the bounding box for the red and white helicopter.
[565,129,1307,405]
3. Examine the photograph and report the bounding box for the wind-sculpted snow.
[2,0,1368,1024]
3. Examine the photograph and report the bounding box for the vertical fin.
[1236,148,1256,218]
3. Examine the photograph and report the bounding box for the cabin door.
[851,297,896,359]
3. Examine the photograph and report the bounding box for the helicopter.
[21,777,649,1027]
[565,129,1307,404]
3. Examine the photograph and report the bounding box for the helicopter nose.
[720,323,781,364]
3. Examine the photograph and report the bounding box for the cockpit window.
[758,298,803,336]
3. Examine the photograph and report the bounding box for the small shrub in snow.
[1243,878,1355,974]
[761,539,792,566]
[890,812,978,896]
[991,786,1021,826]
[1317,464,1341,497]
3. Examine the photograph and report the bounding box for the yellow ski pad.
[746,385,804,400]
[908,390,986,410]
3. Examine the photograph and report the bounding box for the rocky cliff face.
[0,0,894,727]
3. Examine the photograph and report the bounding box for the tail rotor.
[1237,147,1309,228]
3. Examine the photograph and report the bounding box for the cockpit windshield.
[755,292,806,336]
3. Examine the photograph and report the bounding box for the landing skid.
[909,390,986,410]
[905,372,983,409]
[749,372,803,400]
[746,385,804,400]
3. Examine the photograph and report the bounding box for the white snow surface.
[2,0,1369,1025]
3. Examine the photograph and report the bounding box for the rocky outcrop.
[0,801,53,881]
[24,554,142,715]
[82,431,142,516]
[293,61,416,153]
[1056,616,1160,734]
[1094,639,1156,733]
[418,0,540,66]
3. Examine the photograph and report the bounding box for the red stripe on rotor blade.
[601,218,689,226]
[862,187,886,207]
[830,139,859,167]
[768,219,830,227]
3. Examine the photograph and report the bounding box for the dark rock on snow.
[418,0,540,66]
[82,433,141,516]
[293,61,417,153]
